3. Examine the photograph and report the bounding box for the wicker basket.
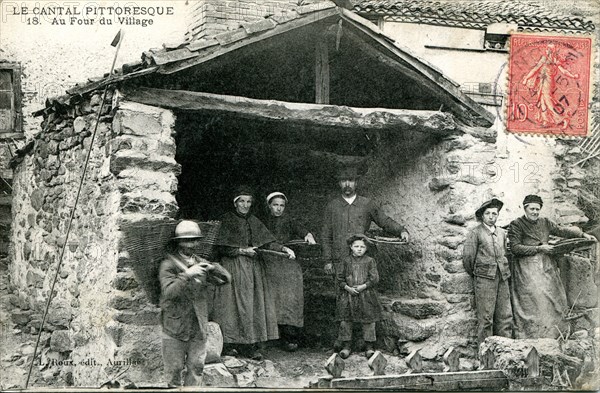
[119,219,221,304]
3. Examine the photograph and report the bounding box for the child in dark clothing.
[336,234,382,359]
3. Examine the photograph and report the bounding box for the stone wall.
[9,91,120,386]
[346,128,591,362]
[363,131,496,359]
[186,0,299,40]
[100,100,180,387]
[9,94,179,387]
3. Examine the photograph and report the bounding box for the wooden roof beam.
[119,87,460,136]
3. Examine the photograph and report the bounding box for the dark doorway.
[174,111,376,346]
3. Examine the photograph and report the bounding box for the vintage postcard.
[0,0,599,391]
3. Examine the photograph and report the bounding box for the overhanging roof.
[35,2,494,127]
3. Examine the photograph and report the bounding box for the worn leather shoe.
[251,350,264,361]
[333,340,343,352]
[339,348,352,359]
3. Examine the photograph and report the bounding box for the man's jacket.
[321,195,405,263]
[462,224,510,280]
[159,253,231,341]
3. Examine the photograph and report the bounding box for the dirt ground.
[253,346,409,388]
[0,256,410,390]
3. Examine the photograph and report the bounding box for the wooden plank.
[330,370,508,390]
[443,346,460,372]
[525,347,540,378]
[64,67,159,97]
[151,48,196,66]
[325,353,345,378]
[406,349,422,373]
[315,39,330,104]
[368,351,387,376]
[120,87,459,135]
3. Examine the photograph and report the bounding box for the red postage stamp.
[507,34,593,136]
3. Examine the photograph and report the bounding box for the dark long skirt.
[212,254,278,344]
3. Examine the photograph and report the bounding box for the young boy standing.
[159,220,231,386]
[336,234,382,359]
[462,198,512,345]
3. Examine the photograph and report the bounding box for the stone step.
[380,312,439,342]
[388,298,447,319]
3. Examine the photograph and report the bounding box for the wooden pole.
[315,39,330,104]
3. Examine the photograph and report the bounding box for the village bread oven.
[5,1,596,388]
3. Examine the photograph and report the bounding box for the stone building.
[351,0,599,348]
[5,0,598,388]
[0,2,188,255]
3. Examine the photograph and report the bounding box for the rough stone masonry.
[9,90,180,386]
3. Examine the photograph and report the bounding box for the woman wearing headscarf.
[508,194,596,339]
[262,192,316,351]
[212,186,295,360]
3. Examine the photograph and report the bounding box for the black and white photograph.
[0,0,599,390]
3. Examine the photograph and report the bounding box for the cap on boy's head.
[346,233,370,246]
[173,220,203,240]
[475,198,504,220]
[523,194,543,207]
[233,185,254,204]
[337,166,361,181]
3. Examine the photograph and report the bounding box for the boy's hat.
[475,198,504,220]
[173,220,203,240]
[346,233,371,246]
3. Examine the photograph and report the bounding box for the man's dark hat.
[475,198,504,220]
[346,233,371,246]
[337,166,361,181]
[523,194,543,207]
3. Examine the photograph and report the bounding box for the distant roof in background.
[352,0,596,32]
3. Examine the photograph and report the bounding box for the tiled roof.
[35,2,493,127]
[352,0,595,32]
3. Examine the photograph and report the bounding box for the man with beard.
[321,166,408,350]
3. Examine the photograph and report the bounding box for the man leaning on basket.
[159,220,231,387]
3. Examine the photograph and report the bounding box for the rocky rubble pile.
[480,333,599,390]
